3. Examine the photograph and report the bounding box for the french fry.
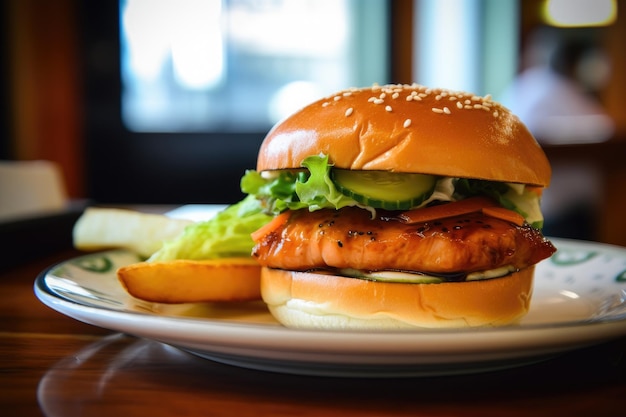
[117,257,262,303]
[73,207,193,257]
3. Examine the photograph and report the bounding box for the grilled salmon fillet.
[251,207,555,276]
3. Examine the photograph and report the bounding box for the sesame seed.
[379,93,386,99]
[474,104,483,109]
[385,105,392,112]
[443,107,451,114]
[334,96,341,101]
[392,92,399,99]
[456,101,463,109]
[435,95,442,100]
[368,97,376,102]
[464,105,473,109]
[432,108,444,114]
[322,102,330,107]
[406,95,413,102]
[464,100,471,105]
[403,119,411,128]
[493,110,499,117]
[374,98,384,105]
[345,107,353,116]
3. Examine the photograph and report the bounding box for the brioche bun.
[261,267,535,329]
[257,84,551,187]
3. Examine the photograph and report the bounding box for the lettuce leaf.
[241,154,359,215]
[148,195,272,261]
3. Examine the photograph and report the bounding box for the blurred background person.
[502,26,614,144]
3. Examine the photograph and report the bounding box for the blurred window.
[120,0,389,132]
[413,0,518,99]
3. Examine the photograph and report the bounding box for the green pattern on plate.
[71,254,114,273]
[550,248,598,266]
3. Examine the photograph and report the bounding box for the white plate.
[35,238,626,377]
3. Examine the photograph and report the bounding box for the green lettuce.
[148,195,272,261]
[241,154,359,215]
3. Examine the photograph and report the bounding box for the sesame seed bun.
[257,84,551,187]
[260,266,535,329]
[253,83,554,330]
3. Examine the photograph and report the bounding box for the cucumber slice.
[332,169,436,210]
[340,266,515,283]
[339,268,443,283]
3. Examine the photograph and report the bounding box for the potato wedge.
[117,257,261,303]
[73,207,193,257]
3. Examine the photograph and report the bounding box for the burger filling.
[241,154,555,283]
[241,154,545,229]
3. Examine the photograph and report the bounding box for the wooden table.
[2,246,626,417]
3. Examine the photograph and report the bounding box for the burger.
[241,83,556,329]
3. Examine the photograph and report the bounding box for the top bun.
[257,84,551,187]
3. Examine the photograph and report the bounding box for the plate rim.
[33,237,626,376]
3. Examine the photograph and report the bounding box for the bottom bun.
[260,267,535,329]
